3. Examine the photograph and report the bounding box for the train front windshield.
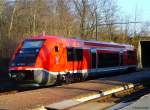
[10,40,44,67]
[22,40,44,49]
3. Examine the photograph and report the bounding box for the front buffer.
[9,69,57,86]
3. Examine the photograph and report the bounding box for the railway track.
[0,82,45,95]
[0,81,17,95]
[0,90,18,95]
[0,79,85,96]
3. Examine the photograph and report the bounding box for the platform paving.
[0,71,149,110]
[120,93,150,110]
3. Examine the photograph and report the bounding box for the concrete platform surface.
[120,93,150,110]
[0,71,149,110]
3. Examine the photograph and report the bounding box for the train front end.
[9,38,57,86]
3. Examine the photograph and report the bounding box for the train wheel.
[79,74,83,82]
[72,74,77,82]
[65,73,72,84]
[75,73,83,82]
[56,74,63,85]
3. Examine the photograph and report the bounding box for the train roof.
[27,35,64,40]
[26,35,134,50]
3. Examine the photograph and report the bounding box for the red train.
[9,35,137,86]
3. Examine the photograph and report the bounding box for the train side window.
[98,53,119,68]
[67,48,74,61]
[127,51,135,59]
[74,48,83,61]
[67,48,83,61]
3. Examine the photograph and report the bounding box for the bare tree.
[56,0,75,37]
[73,0,88,39]
[102,0,118,41]
[8,0,18,39]
[0,0,121,58]
[139,22,150,36]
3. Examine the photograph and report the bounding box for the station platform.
[0,70,149,110]
[107,93,150,110]
[120,93,150,110]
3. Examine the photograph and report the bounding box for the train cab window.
[55,46,59,52]
[67,48,83,61]
[22,40,44,49]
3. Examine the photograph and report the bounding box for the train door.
[120,52,124,66]
[90,49,97,69]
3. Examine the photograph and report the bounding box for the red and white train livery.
[9,35,137,86]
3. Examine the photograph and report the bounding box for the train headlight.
[8,73,12,78]
[36,49,40,52]
[19,50,23,53]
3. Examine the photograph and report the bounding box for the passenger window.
[67,48,74,61]
[67,48,83,61]
[98,52,119,68]
[127,51,135,59]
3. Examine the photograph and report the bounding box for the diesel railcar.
[9,35,137,86]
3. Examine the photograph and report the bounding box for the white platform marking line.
[75,94,101,102]
[46,99,81,110]
[45,83,135,110]
[75,83,134,102]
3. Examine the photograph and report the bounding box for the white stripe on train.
[25,65,136,76]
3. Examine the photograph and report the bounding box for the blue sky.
[117,0,150,22]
